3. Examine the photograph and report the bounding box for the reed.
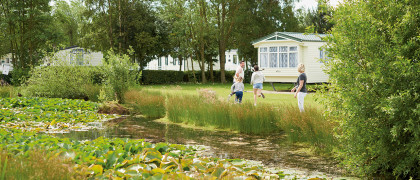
[0,151,85,180]
[278,105,337,152]
[167,90,281,134]
[124,90,166,118]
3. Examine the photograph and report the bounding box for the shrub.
[100,49,139,103]
[184,70,235,83]
[124,90,166,118]
[141,70,184,84]
[323,0,420,177]
[23,65,93,99]
[0,86,14,98]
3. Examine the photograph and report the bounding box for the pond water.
[53,116,353,178]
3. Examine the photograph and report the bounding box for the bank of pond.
[0,95,342,179]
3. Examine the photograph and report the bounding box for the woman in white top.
[250,65,265,106]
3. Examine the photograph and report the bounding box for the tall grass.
[166,89,336,152]
[167,89,280,134]
[124,90,166,118]
[0,86,16,98]
[0,151,85,180]
[278,105,337,152]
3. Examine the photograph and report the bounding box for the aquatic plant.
[0,129,283,179]
[124,90,166,118]
[167,94,280,134]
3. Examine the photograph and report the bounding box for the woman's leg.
[297,92,307,112]
[257,89,262,97]
[253,88,258,105]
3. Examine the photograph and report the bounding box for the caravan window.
[269,47,278,68]
[260,47,268,68]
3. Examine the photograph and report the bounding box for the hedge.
[140,70,185,84]
[139,70,236,84]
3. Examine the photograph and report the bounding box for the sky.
[295,0,343,10]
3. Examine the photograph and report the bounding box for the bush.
[100,49,139,103]
[23,66,93,99]
[124,90,166,118]
[184,70,235,83]
[323,0,420,178]
[141,70,184,84]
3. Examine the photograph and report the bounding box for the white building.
[252,32,329,83]
[45,46,103,66]
[0,53,14,74]
[145,49,241,71]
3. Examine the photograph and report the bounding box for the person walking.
[291,63,307,112]
[230,77,244,103]
[250,65,265,106]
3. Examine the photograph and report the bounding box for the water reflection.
[53,116,345,177]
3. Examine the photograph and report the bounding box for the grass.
[137,82,321,107]
[124,89,166,118]
[0,151,85,180]
[133,84,336,153]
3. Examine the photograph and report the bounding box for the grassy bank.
[125,88,336,152]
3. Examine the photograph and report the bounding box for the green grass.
[137,83,321,108]
[133,84,336,153]
[124,89,166,118]
[0,151,85,180]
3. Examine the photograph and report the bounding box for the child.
[230,76,244,103]
[250,65,265,106]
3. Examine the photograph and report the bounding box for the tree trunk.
[190,54,197,83]
[118,0,122,54]
[108,0,113,48]
[209,59,214,82]
[178,55,182,71]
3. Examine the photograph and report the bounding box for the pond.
[53,116,352,178]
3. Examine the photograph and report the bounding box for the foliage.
[0,151,86,180]
[278,105,337,152]
[185,70,236,84]
[167,92,279,134]
[0,97,114,132]
[82,0,169,68]
[323,0,420,178]
[0,0,52,71]
[124,90,166,118]
[0,129,283,179]
[23,65,93,99]
[100,49,140,103]
[141,70,184,85]
[296,0,334,34]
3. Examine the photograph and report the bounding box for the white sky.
[295,0,343,10]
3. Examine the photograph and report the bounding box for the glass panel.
[260,47,267,52]
[165,57,168,65]
[289,53,298,67]
[280,46,288,52]
[269,53,277,68]
[260,53,268,68]
[289,46,297,51]
[279,53,288,67]
[269,47,277,52]
[173,58,177,65]
[233,55,237,64]
[158,57,162,66]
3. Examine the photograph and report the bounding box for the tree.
[233,0,302,68]
[322,0,419,178]
[82,0,169,68]
[0,0,53,84]
[298,0,334,34]
[210,0,240,83]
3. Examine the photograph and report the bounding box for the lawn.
[138,83,322,108]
